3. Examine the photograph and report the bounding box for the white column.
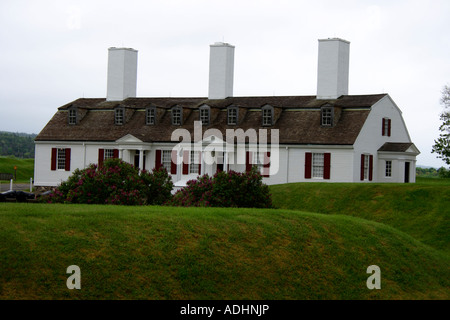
[201,151,205,175]
[139,150,144,171]
[224,152,228,172]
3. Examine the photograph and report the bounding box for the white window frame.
[68,108,77,125]
[321,107,333,126]
[262,106,273,126]
[385,160,392,178]
[104,149,115,160]
[172,107,182,125]
[252,152,264,174]
[312,153,324,179]
[162,150,172,173]
[57,148,66,170]
[199,106,210,126]
[146,107,156,125]
[363,154,370,180]
[115,108,124,125]
[189,151,199,174]
[227,107,238,125]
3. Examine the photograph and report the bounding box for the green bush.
[44,158,173,205]
[168,167,272,208]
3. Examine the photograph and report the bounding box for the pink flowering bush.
[168,167,272,208]
[43,158,173,205]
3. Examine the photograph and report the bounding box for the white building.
[34,39,419,187]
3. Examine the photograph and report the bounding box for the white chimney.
[317,38,350,100]
[208,42,235,100]
[106,47,138,101]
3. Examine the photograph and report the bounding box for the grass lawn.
[0,203,448,300]
[270,178,450,254]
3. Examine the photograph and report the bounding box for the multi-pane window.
[262,106,273,126]
[321,107,333,126]
[115,108,124,125]
[57,148,66,170]
[189,151,199,174]
[252,152,264,173]
[172,107,182,125]
[162,150,172,173]
[104,149,115,160]
[68,108,77,125]
[146,107,156,125]
[382,118,391,136]
[227,107,238,125]
[385,160,392,177]
[200,107,210,126]
[312,153,324,178]
[363,154,370,180]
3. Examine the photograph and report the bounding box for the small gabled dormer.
[262,105,274,126]
[146,106,157,125]
[320,104,334,127]
[68,106,78,125]
[171,105,183,125]
[199,104,211,126]
[227,105,239,125]
[114,105,125,125]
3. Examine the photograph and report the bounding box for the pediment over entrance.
[115,134,143,144]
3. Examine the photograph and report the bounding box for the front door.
[404,162,410,183]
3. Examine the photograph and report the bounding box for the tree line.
[0,131,37,158]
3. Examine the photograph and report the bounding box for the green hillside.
[0,203,448,300]
[270,179,450,254]
[0,156,34,181]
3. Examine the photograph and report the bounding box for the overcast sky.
[0,0,449,167]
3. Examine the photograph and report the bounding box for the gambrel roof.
[36,94,387,145]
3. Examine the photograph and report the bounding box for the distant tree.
[432,85,450,168]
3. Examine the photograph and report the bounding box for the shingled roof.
[36,94,387,145]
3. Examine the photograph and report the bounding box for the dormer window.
[227,106,238,125]
[68,108,77,125]
[262,105,274,126]
[172,106,182,125]
[146,107,156,125]
[115,107,124,125]
[321,106,334,126]
[199,105,210,126]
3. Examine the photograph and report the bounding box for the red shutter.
[324,153,331,180]
[183,151,189,174]
[113,149,119,158]
[98,149,104,167]
[382,118,386,136]
[51,148,57,171]
[171,150,177,174]
[155,150,162,170]
[198,152,202,174]
[369,155,373,181]
[246,151,252,172]
[305,152,312,179]
[388,119,391,137]
[65,148,71,171]
[263,152,270,177]
[360,154,365,181]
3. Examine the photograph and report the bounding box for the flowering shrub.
[168,167,272,208]
[43,158,173,205]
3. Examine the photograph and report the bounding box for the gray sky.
[0,0,449,167]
